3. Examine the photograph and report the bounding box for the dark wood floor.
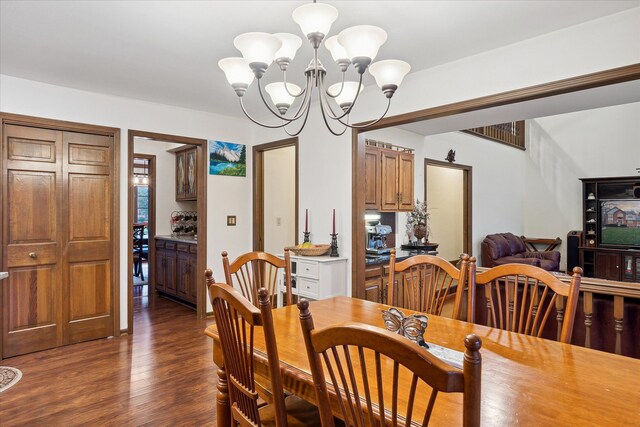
[0,289,218,426]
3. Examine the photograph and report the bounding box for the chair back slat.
[208,282,289,427]
[297,300,482,427]
[222,249,292,308]
[471,260,582,343]
[388,251,472,321]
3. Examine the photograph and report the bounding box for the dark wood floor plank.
[0,294,217,426]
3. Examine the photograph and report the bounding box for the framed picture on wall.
[209,140,246,177]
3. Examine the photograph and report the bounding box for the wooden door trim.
[0,113,120,359]
[128,130,208,330]
[424,159,473,259]
[351,63,640,299]
[252,137,299,252]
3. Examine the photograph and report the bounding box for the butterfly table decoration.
[382,307,465,369]
[382,307,429,348]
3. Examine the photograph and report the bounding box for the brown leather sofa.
[481,232,561,271]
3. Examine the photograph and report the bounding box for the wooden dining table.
[204,296,640,426]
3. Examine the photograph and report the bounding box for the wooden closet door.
[62,131,114,343]
[2,125,63,358]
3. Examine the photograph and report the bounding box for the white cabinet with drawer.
[278,255,348,304]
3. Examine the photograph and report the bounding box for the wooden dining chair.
[222,249,292,308]
[470,259,582,344]
[297,300,482,427]
[208,282,321,427]
[133,224,148,281]
[388,249,473,321]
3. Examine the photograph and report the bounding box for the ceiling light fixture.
[218,1,410,136]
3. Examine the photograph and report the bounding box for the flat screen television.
[600,199,640,248]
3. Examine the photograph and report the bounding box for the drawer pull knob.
[29,252,37,259]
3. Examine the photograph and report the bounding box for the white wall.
[263,146,296,254]
[523,102,640,269]
[252,7,639,287]
[0,74,254,329]
[1,6,638,316]
[134,139,196,235]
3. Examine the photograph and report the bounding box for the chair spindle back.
[222,249,292,308]
[298,300,482,427]
[388,250,472,321]
[208,283,288,427]
[471,260,582,343]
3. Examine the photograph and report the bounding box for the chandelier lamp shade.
[218,1,410,136]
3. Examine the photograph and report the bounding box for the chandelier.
[218,1,411,136]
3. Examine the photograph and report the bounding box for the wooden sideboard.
[155,236,197,306]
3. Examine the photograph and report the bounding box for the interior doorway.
[131,154,155,305]
[127,130,208,334]
[424,159,472,263]
[253,138,298,252]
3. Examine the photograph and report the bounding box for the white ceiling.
[1,1,638,117]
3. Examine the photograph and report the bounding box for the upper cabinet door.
[176,151,186,200]
[380,151,399,211]
[364,147,381,210]
[185,148,197,200]
[175,147,197,201]
[398,153,414,211]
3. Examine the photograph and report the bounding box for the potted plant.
[407,199,430,243]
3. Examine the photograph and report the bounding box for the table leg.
[216,365,231,427]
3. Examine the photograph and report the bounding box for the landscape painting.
[209,140,246,176]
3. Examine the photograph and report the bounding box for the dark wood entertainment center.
[579,176,640,282]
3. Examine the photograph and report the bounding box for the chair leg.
[134,259,140,277]
[140,261,145,281]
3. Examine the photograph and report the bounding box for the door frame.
[252,137,299,251]
[424,158,473,261]
[127,130,208,330]
[351,64,640,299]
[0,112,121,359]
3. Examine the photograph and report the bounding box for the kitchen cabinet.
[278,255,347,305]
[364,263,391,303]
[365,144,414,212]
[175,146,197,201]
[155,237,197,306]
[364,147,381,210]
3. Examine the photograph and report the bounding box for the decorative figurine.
[445,149,456,163]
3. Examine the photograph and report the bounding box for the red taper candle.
[305,209,308,233]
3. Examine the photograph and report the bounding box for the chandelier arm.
[335,98,392,129]
[324,70,346,99]
[317,72,364,121]
[238,98,290,129]
[317,87,349,136]
[283,103,314,137]
[282,70,306,98]
[318,82,347,121]
[287,74,314,119]
[256,79,304,122]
